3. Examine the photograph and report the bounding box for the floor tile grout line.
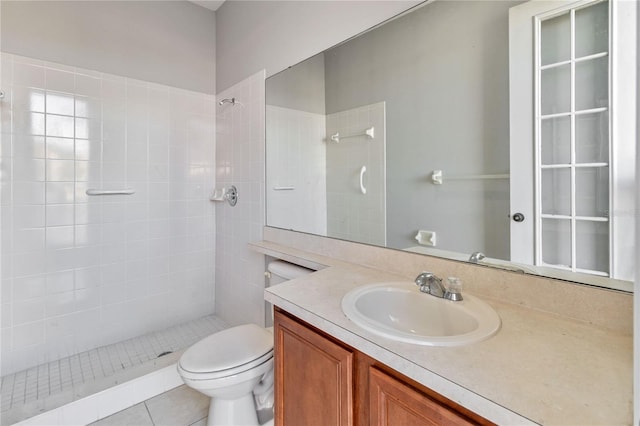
[22,369,30,406]
[46,362,51,399]
[74,354,85,386]
[120,341,133,367]
[88,351,98,381]
[34,366,39,401]
[8,369,16,409]
[188,415,208,426]
[143,400,156,426]
[96,348,107,378]
[122,340,137,368]
[88,349,103,381]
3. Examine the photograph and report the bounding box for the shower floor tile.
[0,314,227,425]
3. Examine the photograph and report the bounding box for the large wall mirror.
[265,0,637,292]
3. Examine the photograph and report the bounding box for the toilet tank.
[267,260,313,286]
[265,260,313,326]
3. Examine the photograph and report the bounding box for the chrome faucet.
[415,272,463,301]
[469,251,486,264]
[414,272,446,298]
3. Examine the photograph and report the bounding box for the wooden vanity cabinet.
[274,308,493,426]
[273,307,354,425]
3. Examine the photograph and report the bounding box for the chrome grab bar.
[86,188,135,196]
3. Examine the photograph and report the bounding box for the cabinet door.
[369,367,476,426]
[274,310,354,426]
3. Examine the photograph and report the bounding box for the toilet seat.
[178,324,274,381]
[178,349,273,381]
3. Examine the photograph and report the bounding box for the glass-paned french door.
[535,0,610,276]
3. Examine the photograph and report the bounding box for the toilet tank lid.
[268,260,314,280]
[179,324,273,373]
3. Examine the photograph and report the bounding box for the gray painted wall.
[323,0,518,257]
[1,1,216,93]
[266,53,326,114]
[215,0,421,92]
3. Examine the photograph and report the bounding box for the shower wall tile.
[326,102,386,246]
[265,105,327,236]
[214,70,266,327]
[0,53,216,376]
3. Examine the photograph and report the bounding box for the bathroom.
[0,0,638,425]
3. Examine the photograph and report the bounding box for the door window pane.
[575,56,608,111]
[576,166,609,217]
[46,92,75,116]
[575,1,609,58]
[541,64,571,115]
[541,12,571,65]
[542,218,572,267]
[541,168,571,215]
[46,114,74,138]
[576,220,609,273]
[28,112,46,136]
[29,90,45,113]
[576,111,608,163]
[541,116,571,164]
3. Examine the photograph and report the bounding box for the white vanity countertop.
[254,242,633,425]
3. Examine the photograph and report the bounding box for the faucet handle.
[415,271,439,286]
[444,277,463,301]
[415,272,446,297]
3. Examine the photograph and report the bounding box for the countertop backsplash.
[262,226,632,335]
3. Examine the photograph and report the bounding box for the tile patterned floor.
[90,385,209,426]
[1,315,227,423]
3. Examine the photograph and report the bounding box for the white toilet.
[177,260,313,426]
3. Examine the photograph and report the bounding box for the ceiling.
[189,0,226,12]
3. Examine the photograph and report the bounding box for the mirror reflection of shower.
[218,97,237,106]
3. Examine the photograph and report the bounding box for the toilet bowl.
[177,261,313,426]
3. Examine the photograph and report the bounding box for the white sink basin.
[341,282,501,346]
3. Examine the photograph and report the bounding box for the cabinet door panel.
[274,311,354,426]
[369,367,476,426]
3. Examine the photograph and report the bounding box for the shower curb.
[10,364,182,426]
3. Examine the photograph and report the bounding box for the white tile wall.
[326,102,386,246]
[0,53,217,375]
[214,71,267,327]
[266,105,327,235]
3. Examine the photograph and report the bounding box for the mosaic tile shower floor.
[1,314,227,424]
